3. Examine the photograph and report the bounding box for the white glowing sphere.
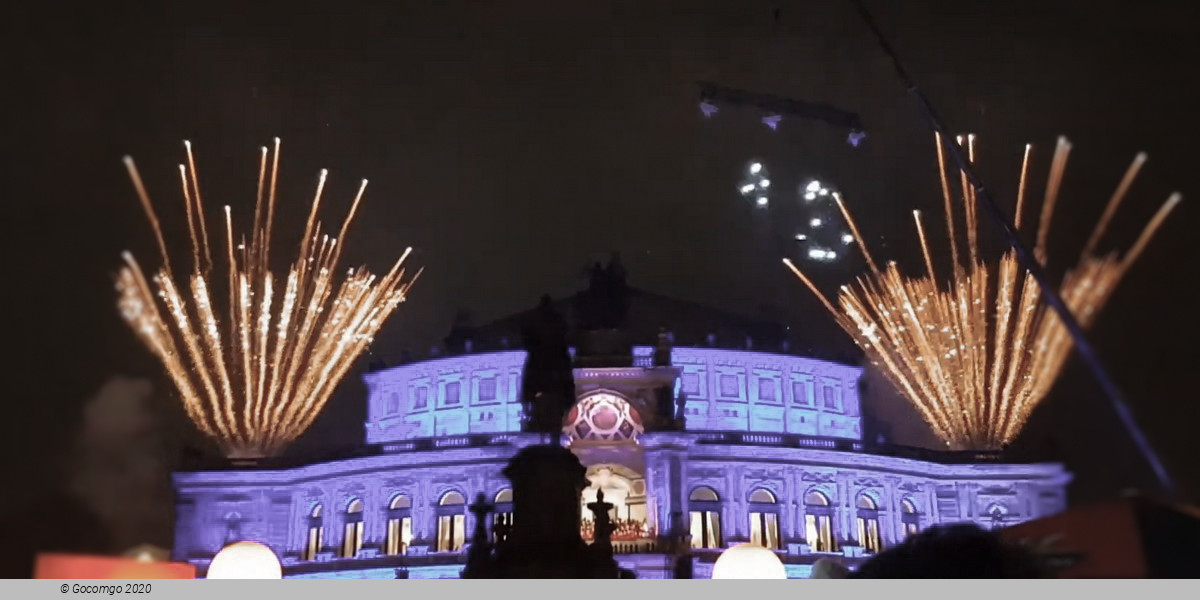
[759,178,770,188]
[750,162,763,174]
[806,180,822,192]
[808,248,827,259]
[841,233,854,244]
[711,544,787,579]
[795,233,808,241]
[810,218,822,227]
[756,196,769,206]
[819,188,829,196]
[740,184,756,194]
[207,542,282,579]
[803,192,816,201]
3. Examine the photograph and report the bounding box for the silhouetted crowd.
[814,523,1048,578]
[581,517,648,542]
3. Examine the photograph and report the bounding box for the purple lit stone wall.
[363,348,863,444]
[172,349,1069,579]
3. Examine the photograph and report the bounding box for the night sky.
[7,0,1199,562]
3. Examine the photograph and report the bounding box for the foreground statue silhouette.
[519,295,576,441]
[462,293,630,578]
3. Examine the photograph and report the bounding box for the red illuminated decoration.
[566,392,643,442]
[34,554,196,579]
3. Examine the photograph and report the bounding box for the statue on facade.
[442,308,476,354]
[519,295,577,438]
[577,253,631,331]
[674,392,688,428]
[654,327,672,367]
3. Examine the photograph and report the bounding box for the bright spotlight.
[810,218,822,227]
[207,542,282,579]
[749,162,762,175]
[806,181,822,193]
[711,544,787,579]
[759,179,770,188]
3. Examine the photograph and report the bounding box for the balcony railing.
[694,431,1005,464]
[695,431,864,452]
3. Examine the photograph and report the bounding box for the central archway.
[580,464,654,544]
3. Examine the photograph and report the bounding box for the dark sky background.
[6,0,1199,563]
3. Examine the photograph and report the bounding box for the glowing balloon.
[711,544,787,579]
[796,178,852,262]
[207,542,282,579]
[738,161,771,209]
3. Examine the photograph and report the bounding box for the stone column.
[783,470,797,541]
[837,472,854,544]
[884,477,900,545]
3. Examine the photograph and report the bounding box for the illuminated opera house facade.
[171,281,1071,579]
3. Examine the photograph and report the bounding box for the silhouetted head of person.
[850,523,1046,578]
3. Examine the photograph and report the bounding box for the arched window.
[900,498,920,539]
[341,499,364,558]
[223,512,243,545]
[688,486,722,550]
[804,491,835,553]
[748,489,780,550]
[493,489,514,540]
[385,494,413,555]
[855,494,882,553]
[986,503,1008,530]
[436,491,466,552]
[302,504,323,561]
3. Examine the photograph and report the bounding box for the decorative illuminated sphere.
[207,542,282,579]
[711,543,787,579]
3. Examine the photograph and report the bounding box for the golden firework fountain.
[116,139,420,459]
[786,134,1179,451]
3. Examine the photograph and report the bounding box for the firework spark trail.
[116,140,419,458]
[784,136,1179,450]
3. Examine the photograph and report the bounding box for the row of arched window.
[299,489,516,561]
[687,486,920,554]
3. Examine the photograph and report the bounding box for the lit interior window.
[493,489,514,542]
[687,486,722,550]
[855,494,882,553]
[302,504,323,561]
[341,498,364,558]
[804,491,836,553]
[385,494,412,556]
[901,498,920,539]
[436,491,466,552]
[748,488,780,550]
